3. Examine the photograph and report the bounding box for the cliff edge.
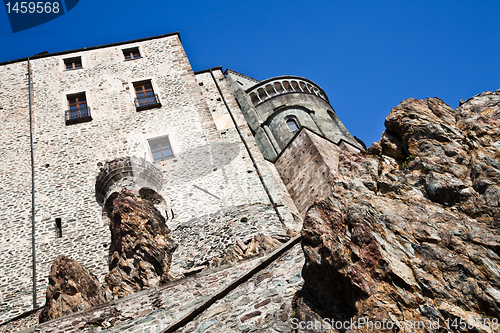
[293,91,500,332]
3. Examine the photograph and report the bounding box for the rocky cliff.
[294,91,500,332]
[104,189,178,298]
[39,189,178,322]
[39,256,108,323]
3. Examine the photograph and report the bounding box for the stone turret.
[225,70,363,162]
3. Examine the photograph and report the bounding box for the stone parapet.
[95,157,163,203]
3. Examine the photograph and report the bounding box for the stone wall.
[0,242,303,333]
[274,129,344,219]
[0,35,292,323]
[0,60,34,320]
[194,69,296,231]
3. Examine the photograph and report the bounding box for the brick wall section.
[274,129,342,218]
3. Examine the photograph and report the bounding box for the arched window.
[286,118,299,132]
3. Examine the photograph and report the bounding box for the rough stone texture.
[0,244,304,333]
[39,256,107,323]
[195,69,295,230]
[0,35,293,323]
[95,156,164,203]
[215,233,283,267]
[294,92,500,332]
[0,60,35,320]
[169,203,290,278]
[275,129,359,219]
[176,244,304,333]
[105,189,178,299]
[266,160,302,228]
[0,200,291,330]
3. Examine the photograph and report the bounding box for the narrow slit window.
[123,47,141,60]
[148,136,174,162]
[64,57,82,70]
[55,218,62,238]
[287,118,299,132]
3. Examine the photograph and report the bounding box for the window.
[286,118,299,132]
[64,57,82,70]
[133,80,161,111]
[65,92,92,125]
[55,218,62,238]
[123,47,141,60]
[68,93,87,110]
[148,136,174,162]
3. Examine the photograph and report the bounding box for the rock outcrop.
[294,91,500,332]
[104,189,178,298]
[39,256,107,323]
[211,233,284,267]
[40,189,178,320]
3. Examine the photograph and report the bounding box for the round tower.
[225,71,363,161]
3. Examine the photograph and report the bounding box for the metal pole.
[28,57,37,309]
[209,69,286,227]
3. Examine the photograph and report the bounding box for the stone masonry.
[0,31,364,332]
[0,33,294,323]
[0,242,304,333]
[274,128,360,219]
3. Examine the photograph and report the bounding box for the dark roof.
[193,66,223,75]
[223,69,260,83]
[0,32,180,66]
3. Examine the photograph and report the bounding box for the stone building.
[0,32,361,331]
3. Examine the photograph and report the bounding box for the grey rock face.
[294,92,500,332]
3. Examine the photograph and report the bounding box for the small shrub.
[402,154,416,168]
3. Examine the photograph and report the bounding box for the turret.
[225,70,363,162]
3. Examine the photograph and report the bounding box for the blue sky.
[1,0,499,146]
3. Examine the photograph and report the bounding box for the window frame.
[123,47,141,61]
[134,82,154,98]
[67,92,87,110]
[64,56,83,70]
[65,92,92,125]
[148,135,175,162]
[133,80,161,111]
[286,117,300,133]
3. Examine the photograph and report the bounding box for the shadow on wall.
[165,141,241,186]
